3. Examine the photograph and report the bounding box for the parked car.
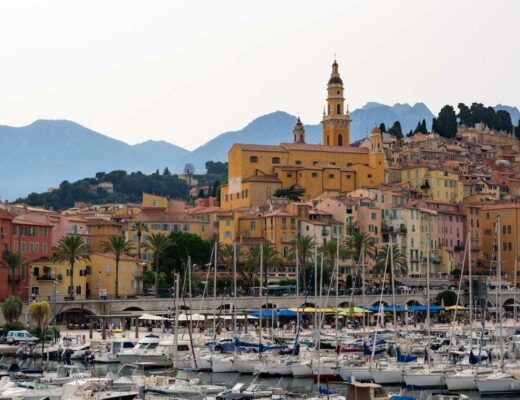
[6,330,38,345]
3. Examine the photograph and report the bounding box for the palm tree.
[1,251,25,294]
[101,236,135,298]
[319,239,351,287]
[289,236,316,292]
[52,236,92,299]
[130,222,149,262]
[143,233,173,297]
[1,296,23,323]
[343,231,376,263]
[375,244,407,275]
[245,242,282,291]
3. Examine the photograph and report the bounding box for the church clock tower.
[322,60,351,147]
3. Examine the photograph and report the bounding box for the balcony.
[36,274,63,281]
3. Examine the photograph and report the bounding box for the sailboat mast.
[362,244,366,333]
[173,272,180,368]
[389,237,398,332]
[213,242,218,332]
[497,215,504,369]
[259,244,263,348]
[296,244,300,336]
[426,214,431,368]
[468,231,473,329]
[233,242,237,333]
[514,257,518,333]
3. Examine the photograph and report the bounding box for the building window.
[329,174,335,179]
[76,286,81,295]
[224,231,232,238]
[295,160,301,165]
[225,218,231,226]
[43,227,48,237]
[250,221,256,230]
[338,134,343,146]
[368,174,372,178]
[21,242,26,253]
[312,173,318,178]
[282,218,287,228]
[287,173,292,178]
[250,156,258,163]
[183,224,189,231]
[272,157,280,164]
[313,161,318,165]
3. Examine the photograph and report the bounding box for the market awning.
[445,305,466,310]
[178,313,205,321]
[138,313,171,321]
[249,309,297,318]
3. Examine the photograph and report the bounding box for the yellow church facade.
[221,61,385,210]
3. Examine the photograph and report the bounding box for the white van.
[6,330,38,344]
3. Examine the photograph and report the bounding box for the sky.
[0,0,519,150]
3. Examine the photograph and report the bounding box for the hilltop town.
[1,60,520,315]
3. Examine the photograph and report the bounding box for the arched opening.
[301,302,316,308]
[406,300,423,306]
[503,298,516,312]
[123,307,144,312]
[337,104,341,115]
[261,303,277,309]
[338,301,351,308]
[338,134,343,146]
[326,136,330,145]
[56,308,95,327]
[218,303,234,311]
[179,305,191,310]
[372,300,389,307]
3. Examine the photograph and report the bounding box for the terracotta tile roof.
[134,211,201,223]
[189,206,225,215]
[0,210,14,220]
[482,203,520,210]
[85,218,123,227]
[279,143,369,153]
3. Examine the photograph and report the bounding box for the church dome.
[328,76,343,85]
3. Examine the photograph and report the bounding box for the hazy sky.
[0,0,518,150]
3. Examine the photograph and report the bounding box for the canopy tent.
[178,313,205,321]
[445,305,467,310]
[206,314,259,320]
[336,307,372,316]
[288,307,336,313]
[249,309,297,319]
[364,305,406,312]
[405,305,444,313]
[138,313,171,321]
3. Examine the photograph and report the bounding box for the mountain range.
[0,102,517,200]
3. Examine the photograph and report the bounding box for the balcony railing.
[36,274,63,281]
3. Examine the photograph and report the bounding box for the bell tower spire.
[293,117,305,144]
[322,60,351,147]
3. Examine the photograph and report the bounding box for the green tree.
[379,123,386,133]
[387,121,402,138]
[28,301,49,339]
[457,103,471,126]
[1,251,25,294]
[344,231,376,263]
[274,185,305,201]
[162,232,212,279]
[413,119,428,134]
[144,233,173,296]
[163,167,171,176]
[101,236,135,298]
[319,239,350,286]
[1,296,23,323]
[130,221,149,262]
[289,235,316,292]
[246,242,282,290]
[495,110,513,133]
[374,244,407,275]
[436,105,458,138]
[52,236,92,299]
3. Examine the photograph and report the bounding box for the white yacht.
[93,338,136,363]
[476,370,520,396]
[116,334,161,364]
[40,365,92,385]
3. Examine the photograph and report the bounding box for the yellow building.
[403,166,463,203]
[481,203,520,276]
[85,219,123,252]
[30,258,88,300]
[221,61,385,210]
[128,194,211,262]
[30,253,139,300]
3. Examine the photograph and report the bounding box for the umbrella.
[138,313,171,321]
[445,305,466,310]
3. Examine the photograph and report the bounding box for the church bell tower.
[293,117,305,144]
[322,60,351,147]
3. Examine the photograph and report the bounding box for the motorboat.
[132,340,192,367]
[92,338,136,363]
[40,365,91,385]
[116,334,161,364]
[141,376,225,395]
[0,376,62,400]
[62,378,138,400]
[403,366,450,388]
[211,354,236,373]
[215,382,286,400]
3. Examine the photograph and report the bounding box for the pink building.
[425,200,465,269]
